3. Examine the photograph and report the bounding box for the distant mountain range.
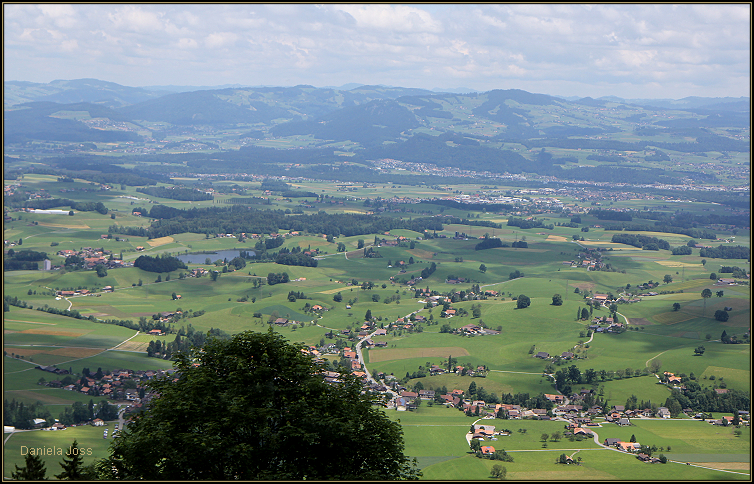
[7,78,748,111]
[4,79,749,176]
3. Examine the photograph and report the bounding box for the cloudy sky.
[3,4,750,99]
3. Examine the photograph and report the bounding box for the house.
[535,351,549,359]
[92,418,104,426]
[561,351,574,359]
[544,394,565,404]
[480,446,495,455]
[473,424,496,435]
[440,394,461,407]
[418,390,435,400]
[617,418,631,426]
[656,407,671,419]
[617,441,641,452]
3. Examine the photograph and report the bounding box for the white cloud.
[2,4,748,98]
[205,32,238,49]
[107,5,164,32]
[333,4,442,33]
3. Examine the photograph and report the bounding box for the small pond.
[177,250,254,264]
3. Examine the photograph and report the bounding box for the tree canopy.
[104,329,420,480]
[516,294,531,309]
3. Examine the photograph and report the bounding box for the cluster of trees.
[671,246,693,255]
[363,247,382,258]
[624,394,658,412]
[469,439,513,462]
[600,221,716,240]
[274,251,319,267]
[507,218,553,230]
[133,254,187,273]
[60,399,120,426]
[4,193,74,210]
[475,237,507,250]
[4,399,52,429]
[136,186,213,201]
[666,385,749,414]
[720,330,747,344]
[420,262,437,280]
[150,325,230,360]
[719,266,748,278]
[287,291,308,302]
[699,245,750,259]
[4,249,48,271]
[70,201,109,214]
[266,272,290,285]
[611,233,670,250]
[499,392,555,412]
[110,205,448,240]
[509,270,524,280]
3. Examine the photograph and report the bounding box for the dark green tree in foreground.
[104,329,421,480]
[55,440,84,480]
[12,453,48,480]
[551,294,563,306]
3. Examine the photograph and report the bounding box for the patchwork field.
[146,236,174,247]
[3,173,750,481]
[368,346,470,363]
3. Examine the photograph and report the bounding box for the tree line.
[109,205,449,240]
[136,186,213,201]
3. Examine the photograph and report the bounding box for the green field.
[4,172,750,480]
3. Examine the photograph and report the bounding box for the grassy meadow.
[4,174,750,480]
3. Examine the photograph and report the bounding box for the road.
[353,308,424,402]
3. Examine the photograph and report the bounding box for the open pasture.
[5,172,750,481]
[4,424,119,479]
[368,346,470,363]
[597,376,673,407]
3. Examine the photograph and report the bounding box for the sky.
[3,3,751,99]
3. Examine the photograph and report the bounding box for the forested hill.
[5,79,749,195]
